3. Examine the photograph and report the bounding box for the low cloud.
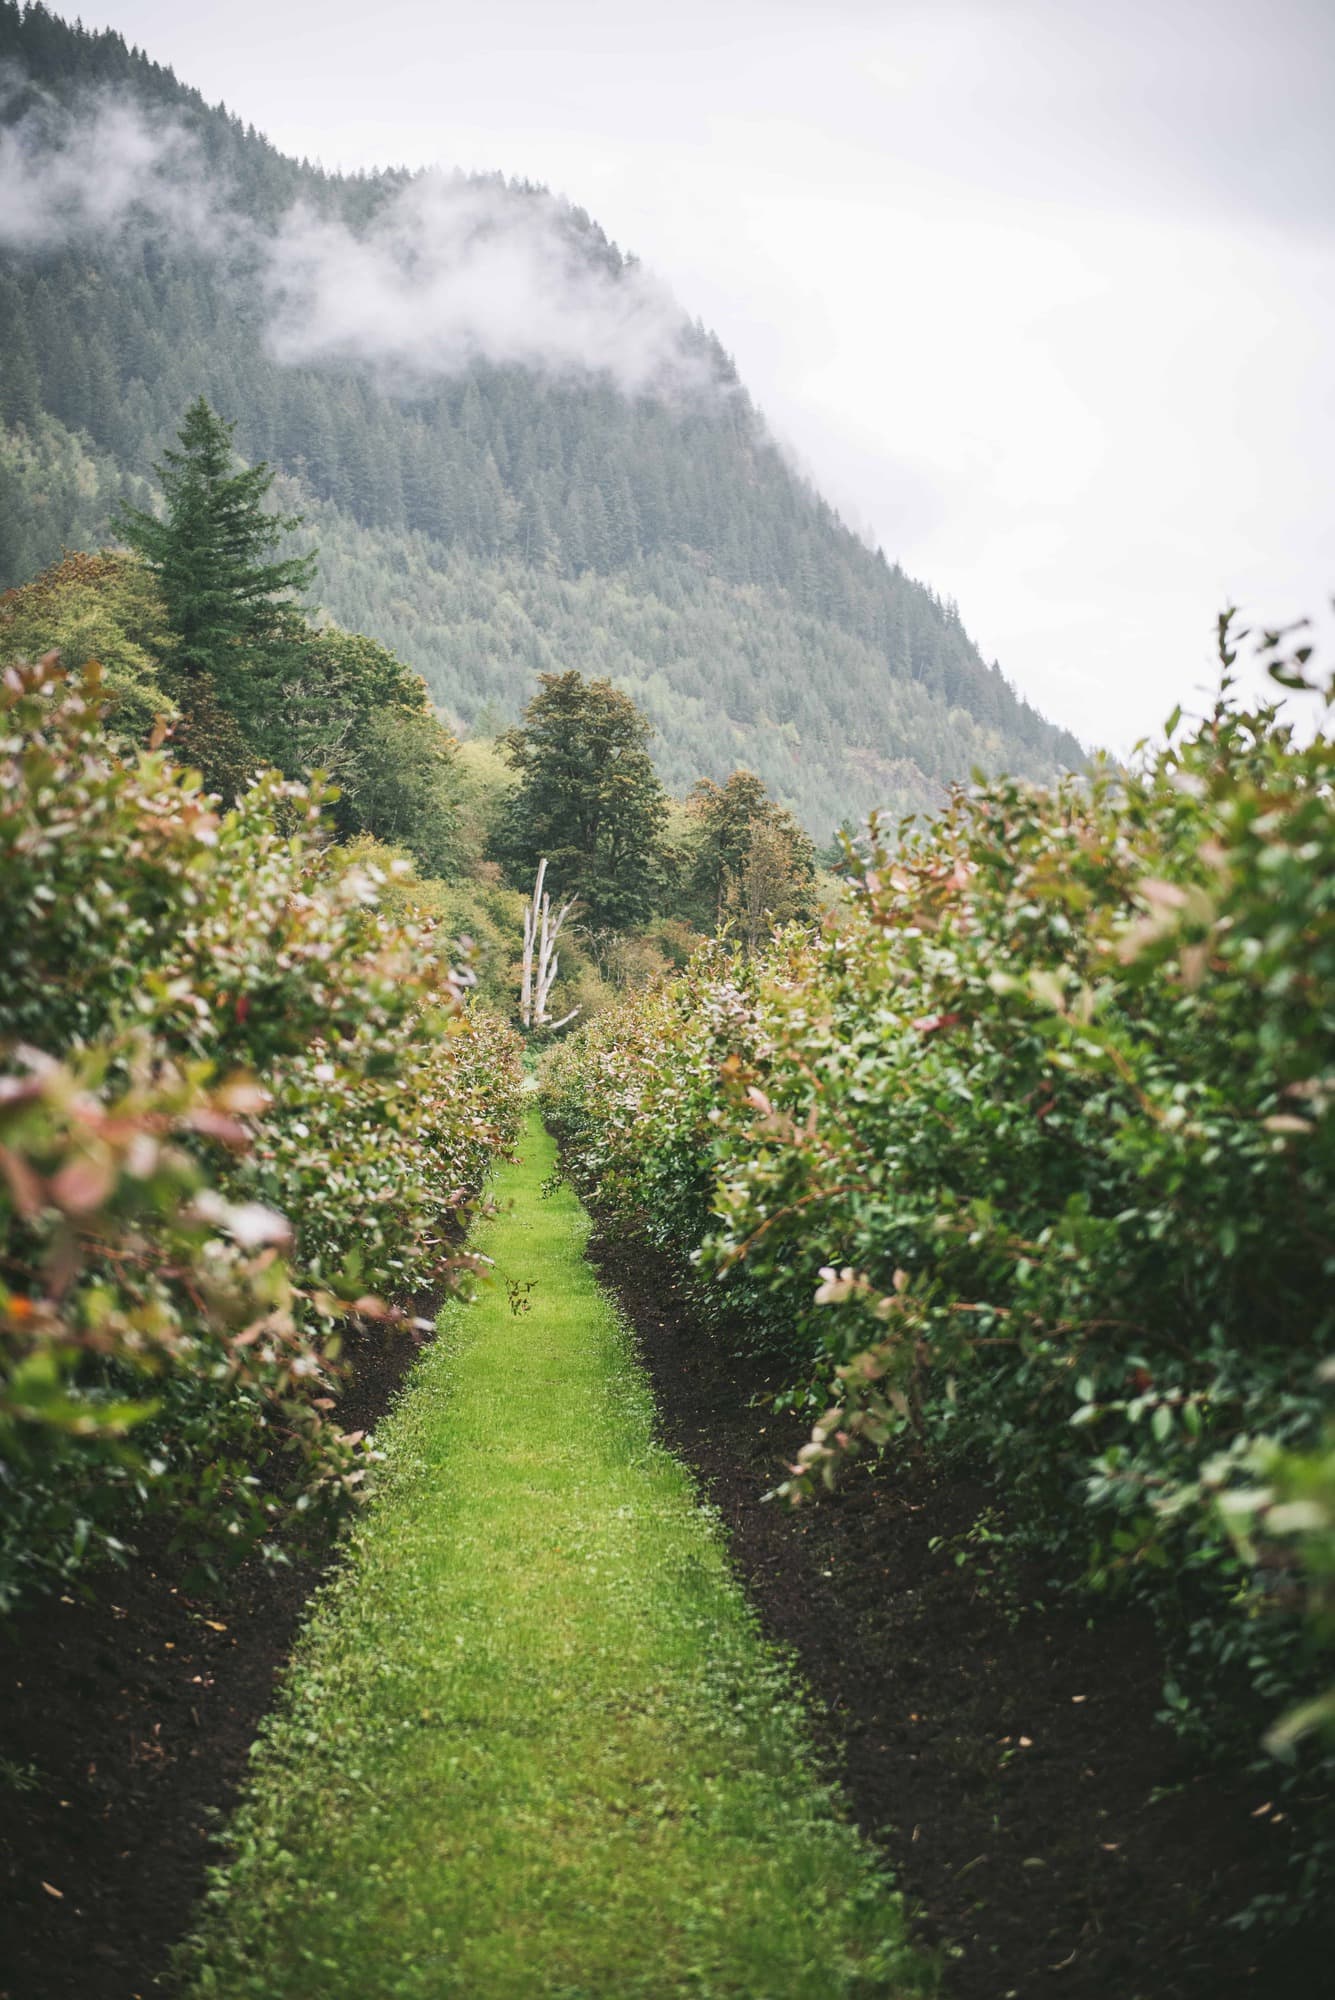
[266,174,703,395]
[0,67,225,251]
[0,71,702,397]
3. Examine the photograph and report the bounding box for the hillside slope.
[0,2,1084,830]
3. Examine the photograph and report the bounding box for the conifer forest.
[1,7,1331,1999]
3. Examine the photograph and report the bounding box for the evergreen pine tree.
[115,397,315,723]
[493,670,667,929]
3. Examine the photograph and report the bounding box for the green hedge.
[542,626,1335,1927]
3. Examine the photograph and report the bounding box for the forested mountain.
[0,1,1084,832]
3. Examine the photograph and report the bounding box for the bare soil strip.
[0,1326,425,2000]
[586,1224,1334,2000]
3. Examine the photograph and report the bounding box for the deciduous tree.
[686,767,817,941]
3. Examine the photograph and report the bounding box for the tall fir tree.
[115,397,315,725]
[493,670,667,929]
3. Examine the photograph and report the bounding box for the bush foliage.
[0,655,523,1609]
[542,623,1335,1919]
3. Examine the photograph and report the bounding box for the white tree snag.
[520,857,546,1029]
[521,859,579,1030]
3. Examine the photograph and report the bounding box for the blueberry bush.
[0,655,523,1608]
[543,620,1335,1921]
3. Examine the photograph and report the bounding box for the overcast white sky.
[79,0,1335,749]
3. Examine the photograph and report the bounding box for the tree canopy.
[686,768,817,942]
[494,670,667,929]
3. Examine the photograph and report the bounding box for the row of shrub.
[0,655,524,1611]
[542,626,1335,1924]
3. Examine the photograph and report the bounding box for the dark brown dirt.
[0,1319,427,2000]
[587,1226,1332,2000]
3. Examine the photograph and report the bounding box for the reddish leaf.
[50,1152,116,1215]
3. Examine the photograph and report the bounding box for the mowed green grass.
[186,1114,929,1999]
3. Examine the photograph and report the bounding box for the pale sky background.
[78,0,1335,750]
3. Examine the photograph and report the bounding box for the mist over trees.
[0,1,1084,839]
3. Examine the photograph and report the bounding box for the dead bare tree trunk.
[520,858,545,1029]
[521,859,579,1030]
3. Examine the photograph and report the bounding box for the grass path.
[186,1114,928,1999]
